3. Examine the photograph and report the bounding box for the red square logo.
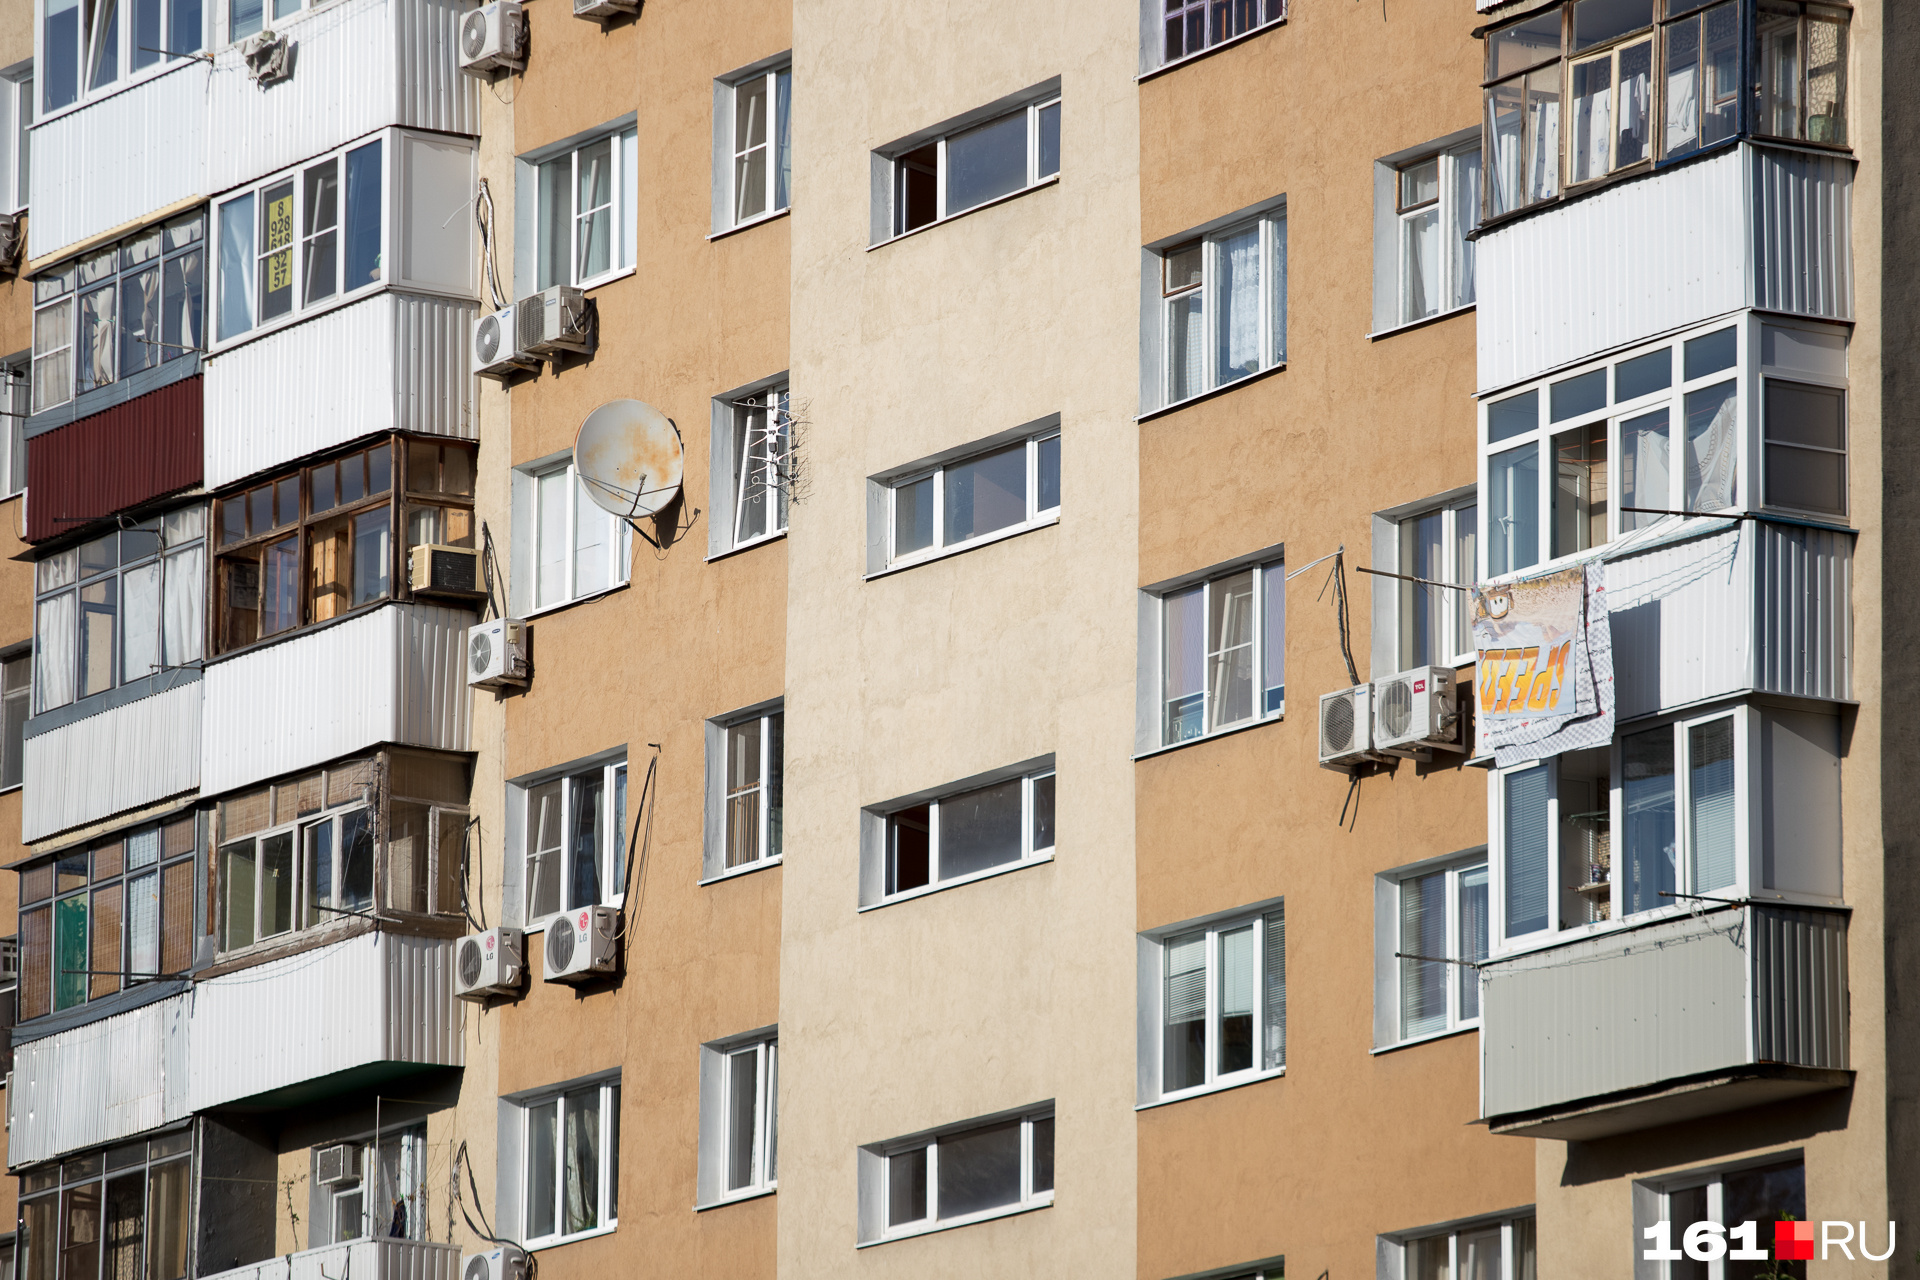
[1414,680,1427,693]
[1775,1220,1815,1260]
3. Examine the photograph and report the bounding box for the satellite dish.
[573,399,684,521]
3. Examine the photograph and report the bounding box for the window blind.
[1504,764,1551,935]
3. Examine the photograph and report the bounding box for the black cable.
[479,522,503,622]
[614,749,660,962]
[1333,551,1361,688]
[461,815,486,932]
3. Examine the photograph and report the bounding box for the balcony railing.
[1480,904,1849,1139]
[198,1237,459,1280]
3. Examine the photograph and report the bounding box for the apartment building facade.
[0,3,1909,1280]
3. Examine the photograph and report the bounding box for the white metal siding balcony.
[197,1237,459,1280]
[1480,905,1849,1139]
[21,681,202,843]
[189,930,461,1112]
[200,603,471,799]
[28,0,474,262]
[1477,143,1853,393]
[7,992,192,1167]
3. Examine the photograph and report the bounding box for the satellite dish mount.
[572,399,691,549]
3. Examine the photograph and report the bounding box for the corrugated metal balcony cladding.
[25,376,202,542]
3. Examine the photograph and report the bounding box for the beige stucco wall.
[778,0,1141,1275]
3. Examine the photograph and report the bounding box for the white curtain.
[1216,227,1260,383]
[1666,63,1699,151]
[1526,74,1560,202]
[1625,411,1670,528]
[35,592,75,711]
[121,560,160,684]
[1261,908,1285,1070]
[1402,209,1440,326]
[1688,389,1739,510]
[563,1091,600,1234]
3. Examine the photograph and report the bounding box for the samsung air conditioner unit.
[410,544,485,599]
[454,927,525,1000]
[573,0,638,18]
[544,905,618,983]
[517,286,593,360]
[1318,683,1378,769]
[474,303,537,379]
[461,1247,528,1280]
[1373,665,1464,756]
[315,1143,361,1186]
[467,618,529,689]
[459,2,524,76]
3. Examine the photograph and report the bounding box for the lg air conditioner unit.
[461,1247,528,1280]
[1318,683,1377,769]
[454,927,524,1000]
[315,1143,361,1186]
[517,286,593,360]
[410,544,485,599]
[1373,665,1463,756]
[459,2,525,76]
[467,618,529,689]
[473,304,537,379]
[573,0,638,18]
[544,905,617,983]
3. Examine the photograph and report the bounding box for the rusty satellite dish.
[574,399,684,521]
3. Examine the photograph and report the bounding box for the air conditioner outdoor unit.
[1373,665,1463,756]
[473,303,537,379]
[459,1,524,76]
[573,0,638,18]
[517,286,593,360]
[315,1143,361,1186]
[454,927,524,1001]
[461,1246,528,1280]
[410,544,485,598]
[467,618,529,689]
[543,905,617,983]
[1318,683,1377,769]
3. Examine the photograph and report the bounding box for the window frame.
[520,453,634,615]
[868,765,1055,907]
[1142,902,1286,1105]
[513,753,628,929]
[1635,1153,1809,1280]
[16,1129,196,1280]
[1155,0,1287,71]
[1,354,28,499]
[1374,852,1488,1051]
[862,1105,1054,1245]
[878,427,1061,572]
[0,65,33,213]
[1388,493,1477,672]
[516,1075,621,1251]
[35,0,205,121]
[212,136,386,350]
[731,383,790,551]
[1388,141,1481,329]
[308,1124,428,1247]
[532,125,640,292]
[0,649,29,791]
[1144,555,1286,753]
[1151,207,1287,411]
[1381,1209,1538,1280]
[707,705,783,882]
[723,61,792,231]
[697,1030,778,1206]
[878,90,1061,243]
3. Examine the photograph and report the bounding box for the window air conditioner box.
[473,303,538,379]
[467,618,529,689]
[517,286,593,359]
[410,544,485,598]
[315,1143,361,1185]
[459,1,524,76]
[462,1247,528,1280]
[1318,683,1378,769]
[1373,665,1463,756]
[454,927,524,1000]
[543,905,617,983]
[573,0,638,18]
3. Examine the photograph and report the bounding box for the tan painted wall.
[779,0,1141,1275]
[1134,4,1532,1277]
[481,0,790,1275]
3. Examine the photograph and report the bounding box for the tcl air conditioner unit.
[1318,683,1377,769]
[458,2,524,76]
[315,1143,361,1186]
[573,0,638,18]
[454,927,524,1000]
[410,544,485,598]
[467,618,529,689]
[474,304,537,379]
[1373,665,1463,756]
[461,1246,528,1280]
[543,905,617,983]
[517,286,593,360]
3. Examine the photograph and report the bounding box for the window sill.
[706,530,788,564]
[1370,1022,1479,1056]
[707,208,792,243]
[1136,1065,1284,1111]
[865,514,1058,581]
[857,1196,1053,1248]
[575,265,637,295]
[858,851,1053,913]
[1135,17,1285,84]
[1136,362,1285,424]
[699,856,783,887]
[29,56,201,132]
[525,1224,618,1254]
[868,175,1059,251]
[694,1186,776,1212]
[1368,303,1475,342]
[524,580,631,621]
[1132,709,1282,762]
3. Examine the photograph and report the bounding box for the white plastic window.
[1159,211,1286,406]
[730,66,791,227]
[882,768,1054,901]
[876,1109,1053,1241]
[890,96,1060,238]
[886,430,1059,568]
[1157,559,1284,747]
[520,758,628,923]
[721,1036,777,1198]
[1155,906,1284,1101]
[1394,143,1480,325]
[527,458,633,611]
[1392,861,1487,1042]
[536,129,639,290]
[521,1079,620,1248]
